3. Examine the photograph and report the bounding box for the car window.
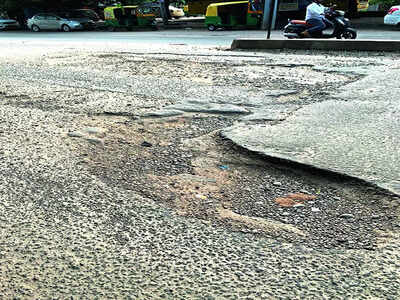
[34,14,46,20]
[46,15,58,20]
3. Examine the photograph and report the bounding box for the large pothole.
[68,114,400,251]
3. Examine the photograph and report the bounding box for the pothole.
[73,114,399,251]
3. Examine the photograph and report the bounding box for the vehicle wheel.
[208,24,216,31]
[61,25,71,32]
[337,29,357,39]
[31,25,40,32]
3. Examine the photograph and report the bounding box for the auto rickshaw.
[104,5,157,31]
[205,0,262,31]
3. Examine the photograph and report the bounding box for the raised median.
[231,38,400,51]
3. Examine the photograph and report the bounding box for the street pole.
[261,0,270,30]
[266,0,275,39]
[271,0,279,30]
[159,0,169,25]
[262,0,279,38]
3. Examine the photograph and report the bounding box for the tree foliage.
[369,0,399,8]
[0,0,150,11]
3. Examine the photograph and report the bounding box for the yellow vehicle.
[357,0,369,11]
[205,0,262,31]
[104,5,157,31]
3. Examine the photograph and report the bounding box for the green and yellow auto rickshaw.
[104,5,157,31]
[205,0,262,31]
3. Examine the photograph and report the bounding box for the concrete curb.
[231,38,400,51]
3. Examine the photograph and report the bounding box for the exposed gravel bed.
[0,45,399,298]
[86,115,398,251]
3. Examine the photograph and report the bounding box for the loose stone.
[141,141,153,147]
[67,131,84,138]
[339,214,355,219]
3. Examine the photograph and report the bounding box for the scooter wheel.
[337,29,357,39]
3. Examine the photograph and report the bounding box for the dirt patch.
[275,193,317,207]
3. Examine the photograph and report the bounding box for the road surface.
[0,28,399,48]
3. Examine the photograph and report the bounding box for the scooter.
[283,9,357,39]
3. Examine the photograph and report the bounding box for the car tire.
[61,25,71,32]
[208,24,216,31]
[31,25,40,32]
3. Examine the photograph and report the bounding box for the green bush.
[369,0,400,8]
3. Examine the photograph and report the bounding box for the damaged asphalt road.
[222,62,400,195]
[0,44,399,298]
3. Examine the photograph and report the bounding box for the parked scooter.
[283,9,357,39]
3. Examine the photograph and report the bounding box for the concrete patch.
[222,98,400,195]
[222,67,400,195]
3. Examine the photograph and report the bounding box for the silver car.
[0,18,20,30]
[27,13,83,32]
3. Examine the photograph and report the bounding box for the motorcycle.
[283,9,357,39]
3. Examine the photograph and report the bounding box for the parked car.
[169,5,184,19]
[27,13,83,32]
[54,9,105,30]
[384,5,400,27]
[0,17,20,30]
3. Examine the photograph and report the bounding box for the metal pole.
[272,0,279,30]
[159,0,169,25]
[266,0,275,39]
[261,0,270,30]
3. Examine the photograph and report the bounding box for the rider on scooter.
[301,0,334,38]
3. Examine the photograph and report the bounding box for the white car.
[384,5,400,27]
[0,18,20,30]
[27,13,83,32]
